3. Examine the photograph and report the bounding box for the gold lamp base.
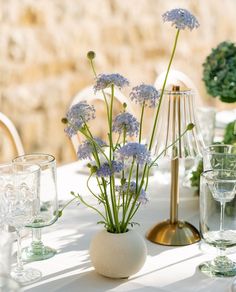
[146,219,201,246]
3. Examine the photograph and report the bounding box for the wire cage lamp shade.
[153,86,204,159]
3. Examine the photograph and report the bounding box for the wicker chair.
[0,112,24,160]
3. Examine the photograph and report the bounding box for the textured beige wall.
[0,0,236,163]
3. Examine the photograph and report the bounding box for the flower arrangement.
[62,8,199,233]
[203,41,236,103]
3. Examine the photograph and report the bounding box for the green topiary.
[223,120,236,145]
[202,41,236,103]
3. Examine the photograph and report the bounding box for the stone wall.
[0,0,236,163]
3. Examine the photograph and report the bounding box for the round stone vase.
[89,229,147,279]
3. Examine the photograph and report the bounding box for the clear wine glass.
[231,279,236,292]
[199,169,236,277]
[0,231,20,292]
[13,154,58,261]
[203,144,236,171]
[0,162,42,285]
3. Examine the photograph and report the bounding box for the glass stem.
[16,229,24,273]
[31,228,44,252]
[220,202,225,233]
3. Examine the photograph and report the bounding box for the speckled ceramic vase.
[89,229,147,279]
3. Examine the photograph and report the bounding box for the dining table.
[21,161,236,292]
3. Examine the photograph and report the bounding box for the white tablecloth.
[22,162,235,292]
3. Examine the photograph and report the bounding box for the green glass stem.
[31,228,44,254]
[22,228,56,261]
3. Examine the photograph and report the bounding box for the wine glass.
[199,169,236,277]
[231,279,236,292]
[13,154,58,261]
[203,144,236,171]
[0,231,20,291]
[0,162,42,285]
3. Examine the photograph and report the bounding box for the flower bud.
[187,123,195,130]
[90,165,98,174]
[61,117,68,124]
[87,51,96,60]
[57,210,63,218]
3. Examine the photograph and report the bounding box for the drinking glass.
[203,144,236,171]
[13,154,58,261]
[0,163,42,285]
[197,107,216,146]
[199,170,236,277]
[232,279,236,292]
[0,231,20,292]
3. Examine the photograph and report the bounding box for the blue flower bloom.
[116,142,151,165]
[77,138,106,160]
[162,8,199,31]
[116,181,148,204]
[64,101,95,137]
[94,73,129,92]
[130,84,160,108]
[96,161,124,177]
[112,112,139,136]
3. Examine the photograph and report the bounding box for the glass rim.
[13,153,55,165]
[201,169,236,182]
[0,162,40,174]
[203,144,236,154]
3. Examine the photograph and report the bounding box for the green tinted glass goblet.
[13,154,58,261]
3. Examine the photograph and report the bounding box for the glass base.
[22,245,56,261]
[0,276,20,292]
[11,267,42,286]
[199,257,236,277]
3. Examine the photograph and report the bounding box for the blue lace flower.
[162,8,199,31]
[64,101,95,137]
[116,181,148,204]
[96,161,124,177]
[112,112,139,136]
[94,73,129,92]
[116,142,151,165]
[77,138,106,160]
[129,84,160,108]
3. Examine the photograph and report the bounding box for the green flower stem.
[121,158,135,230]
[121,127,126,218]
[82,123,109,162]
[87,174,105,203]
[81,125,115,229]
[89,58,110,123]
[95,176,109,225]
[148,29,180,152]
[135,102,145,196]
[150,126,189,168]
[111,175,120,233]
[113,133,121,151]
[109,84,115,156]
[89,59,97,78]
[71,191,106,221]
[139,102,145,143]
[123,202,141,231]
[135,29,181,203]
[101,177,115,230]
[59,197,78,215]
[144,126,191,191]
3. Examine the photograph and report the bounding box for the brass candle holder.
[146,85,204,246]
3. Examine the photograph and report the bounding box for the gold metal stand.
[146,85,201,246]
